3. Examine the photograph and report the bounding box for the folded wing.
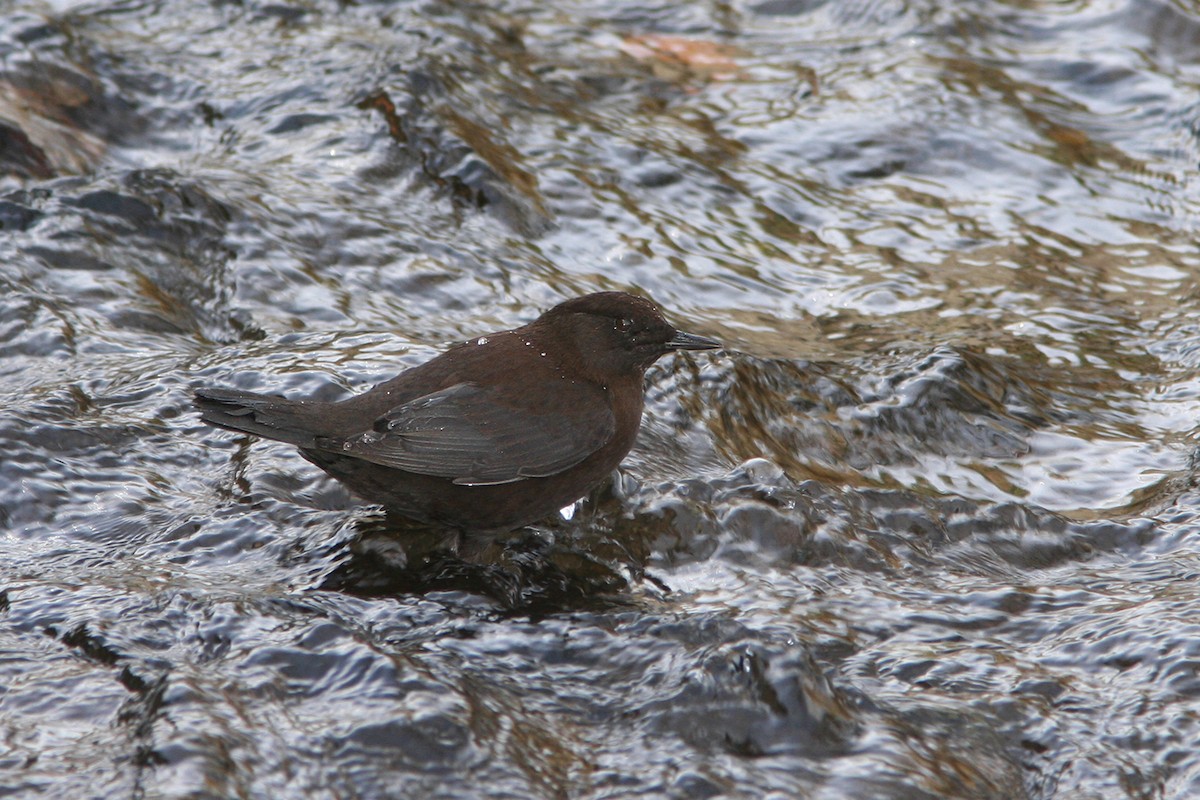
[313,382,615,486]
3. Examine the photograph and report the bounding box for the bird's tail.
[194,387,326,448]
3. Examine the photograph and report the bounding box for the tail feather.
[194,387,325,448]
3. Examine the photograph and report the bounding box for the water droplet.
[477,337,489,345]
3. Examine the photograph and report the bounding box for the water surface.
[2,0,1200,797]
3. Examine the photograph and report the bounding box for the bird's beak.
[665,330,721,351]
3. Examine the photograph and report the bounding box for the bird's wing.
[313,382,615,486]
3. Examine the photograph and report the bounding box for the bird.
[194,291,720,533]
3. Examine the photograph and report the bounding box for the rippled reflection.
[3,0,1200,797]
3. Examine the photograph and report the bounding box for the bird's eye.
[617,318,634,332]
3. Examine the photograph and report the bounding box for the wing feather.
[313,382,614,485]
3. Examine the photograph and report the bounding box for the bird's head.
[535,291,720,382]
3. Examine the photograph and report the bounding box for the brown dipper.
[195,292,720,532]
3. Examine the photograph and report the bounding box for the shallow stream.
[3,0,1200,797]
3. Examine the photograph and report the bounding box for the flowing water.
[3,0,1200,797]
